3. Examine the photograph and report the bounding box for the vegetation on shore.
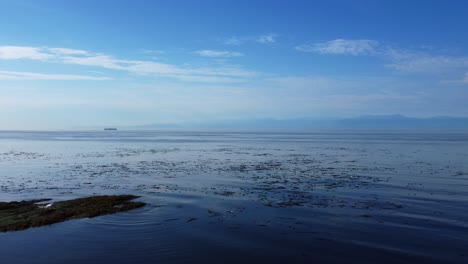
[0,195,145,232]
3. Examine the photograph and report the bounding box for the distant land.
[112,115,468,131]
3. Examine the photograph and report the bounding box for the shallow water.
[0,131,467,263]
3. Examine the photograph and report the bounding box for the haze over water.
[0,131,467,263]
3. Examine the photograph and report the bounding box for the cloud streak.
[224,37,243,45]
[296,39,468,77]
[0,46,257,83]
[0,46,53,60]
[223,33,278,45]
[295,39,378,55]
[0,70,110,80]
[385,53,468,73]
[194,50,243,58]
[256,33,278,44]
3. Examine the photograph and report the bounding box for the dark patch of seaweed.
[0,195,145,232]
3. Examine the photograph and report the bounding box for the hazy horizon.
[1,0,468,130]
[1,114,467,132]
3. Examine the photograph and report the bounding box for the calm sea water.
[0,131,467,264]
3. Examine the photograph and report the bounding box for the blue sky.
[1,0,468,129]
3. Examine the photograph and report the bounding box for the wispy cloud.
[139,49,165,54]
[47,48,89,55]
[381,46,468,75]
[385,52,468,74]
[256,33,278,44]
[61,54,255,78]
[223,33,278,45]
[194,50,243,58]
[0,45,257,83]
[296,39,468,77]
[61,54,126,70]
[0,70,110,80]
[224,37,243,45]
[0,46,53,60]
[295,39,378,55]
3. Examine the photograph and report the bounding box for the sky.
[1,0,468,130]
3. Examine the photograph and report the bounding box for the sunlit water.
[0,131,467,263]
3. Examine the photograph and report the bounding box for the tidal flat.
[0,131,467,263]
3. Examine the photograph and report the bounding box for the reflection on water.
[0,131,467,263]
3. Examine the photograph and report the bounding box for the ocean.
[0,131,467,263]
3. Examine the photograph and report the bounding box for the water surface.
[0,131,467,263]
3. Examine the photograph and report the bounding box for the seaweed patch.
[0,195,145,232]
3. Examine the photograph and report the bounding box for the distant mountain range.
[124,115,468,131]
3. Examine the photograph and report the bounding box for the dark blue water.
[0,131,467,263]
